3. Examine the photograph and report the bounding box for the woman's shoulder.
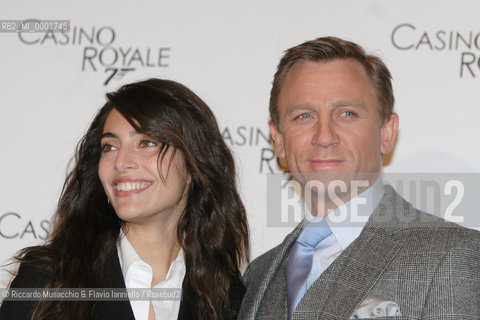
[11,262,49,290]
[8,247,53,289]
[0,248,52,320]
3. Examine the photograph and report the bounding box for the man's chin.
[294,171,377,184]
[289,172,378,216]
[292,171,378,199]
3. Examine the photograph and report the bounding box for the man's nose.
[114,147,139,173]
[311,120,340,148]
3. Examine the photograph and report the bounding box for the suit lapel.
[93,251,136,320]
[244,221,307,319]
[315,227,402,318]
[255,256,289,319]
[294,186,408,319]
[177,276,197,320]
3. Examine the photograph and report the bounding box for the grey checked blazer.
[238,186,480,320]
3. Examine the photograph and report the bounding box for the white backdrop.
[1,0,480,286]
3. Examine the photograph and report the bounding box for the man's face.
[270,59,398,189]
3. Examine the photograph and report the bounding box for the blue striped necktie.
[285,219,332,319]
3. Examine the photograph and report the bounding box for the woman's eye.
[139,140,157,148]
[101,144,116,153]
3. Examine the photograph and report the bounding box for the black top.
[0,251,245,320]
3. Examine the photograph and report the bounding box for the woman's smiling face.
[98,109,189,225]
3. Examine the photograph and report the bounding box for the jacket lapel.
[177,276,197,320]
[242,220,307,319]
[93,251,136,320]
[294,186,408,319]
[93,252,200,320]
[315,226,403,318]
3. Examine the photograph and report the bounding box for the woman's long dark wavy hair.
[15,79,249,320]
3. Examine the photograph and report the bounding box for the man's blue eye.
[298,113,311,119]
[342,111,354,117]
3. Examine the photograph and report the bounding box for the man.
[239,37,480,320]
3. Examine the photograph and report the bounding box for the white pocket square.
[350,295,401,319]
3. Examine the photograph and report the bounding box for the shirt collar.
[305,177,385,250]
[117,229,185,283]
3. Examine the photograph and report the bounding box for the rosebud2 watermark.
[267,173,478,228]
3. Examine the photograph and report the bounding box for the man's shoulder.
[243,220,305,286]
[243,226,303,289]
[379,186,479,240]
[243,242,285,285]
[382,192,480,252]
[402,211,480,250]
[238,245,286,320]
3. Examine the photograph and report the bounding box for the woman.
[0,79,249,320]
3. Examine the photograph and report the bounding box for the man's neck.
[305,176,383,218]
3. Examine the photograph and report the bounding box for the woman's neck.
[122,221,182,285]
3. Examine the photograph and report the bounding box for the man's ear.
[380,113,399,154]
[269,120,286,158]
